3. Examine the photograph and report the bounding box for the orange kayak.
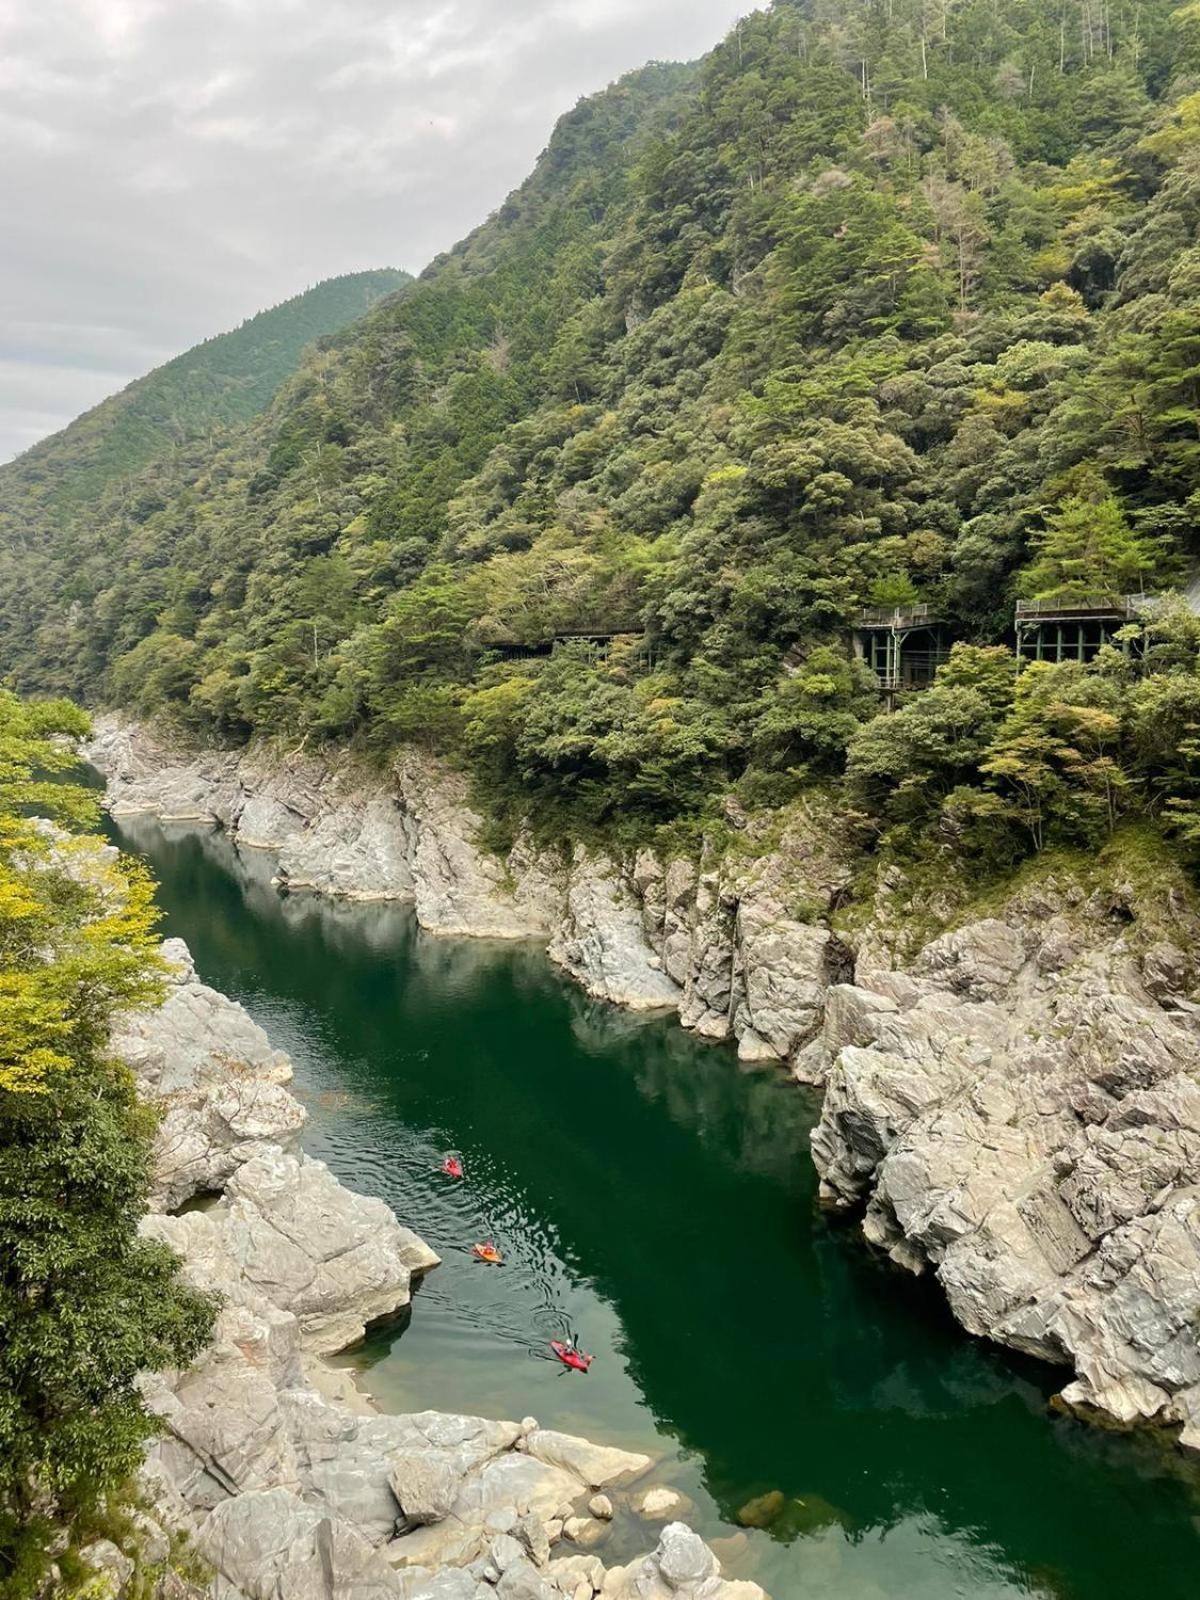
[472,1242,502,1265]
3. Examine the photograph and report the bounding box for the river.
[109,812,1200,1600]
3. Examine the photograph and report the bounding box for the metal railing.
[1015,594,1145,620]
[551,623,643,641]
[855,604,940,629]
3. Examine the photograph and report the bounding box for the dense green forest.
[3,0,1200,877]
[0,269,409,518]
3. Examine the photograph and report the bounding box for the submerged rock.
[631,1488,689,1522]
[735,1491,785,1530]
[774,1494,852,1539]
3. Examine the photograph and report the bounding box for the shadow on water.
[109,813,1200,1600]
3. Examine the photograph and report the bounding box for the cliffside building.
[1014,595,1145,663]
[853,604,952,701]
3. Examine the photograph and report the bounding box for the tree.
[0,693,212,1590]
[846,678,1012,831]
[1020,477,1172,602]
[980,663,1128,849]
[750,644,879,774]
[0,0,1198,853]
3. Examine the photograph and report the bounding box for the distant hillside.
[5,0,1200,883]
[0,269,410,517]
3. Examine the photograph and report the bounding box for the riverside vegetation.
[0,702,753,1600]
[6,0,1200,1592]
[0,694,213,1590]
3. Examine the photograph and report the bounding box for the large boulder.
[601,1524,766,1600]
[114,939,294,1096]
[641,804,853,1068]
[389,1455,588,1572]
[145,1150,439,1353]
[151,1080,307,1212]
[276,788,416,901]
[520,1431,651,1491]
[282,1395,524,1545]
[199,1487,408,1600]
[113,938,303,1209]
[140,1287,307,1511]
[810,884,1200,1440]
[731,899,831,1064]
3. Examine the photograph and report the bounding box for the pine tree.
[1019,480,1170,602]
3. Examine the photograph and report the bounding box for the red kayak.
[550,1340,593,1373]
[442,1156,464,1179]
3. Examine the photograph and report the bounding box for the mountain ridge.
[3,0,1200,887]
[0,267,411,517]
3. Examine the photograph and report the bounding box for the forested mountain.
[0,269,409,517]
[3,0,1200,878]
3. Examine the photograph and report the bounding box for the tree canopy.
[2,1,1200,868]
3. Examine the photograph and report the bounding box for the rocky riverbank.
[87,717,1200,1459]
[97,935,764,1600]
[84,717,839,1046]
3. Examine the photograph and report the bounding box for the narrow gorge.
[6,2,1200,1594]
[79,715,1200,1600]
[103,910,762,1600]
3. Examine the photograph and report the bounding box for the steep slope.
[3,0,1200,885]
[0,268,409,518]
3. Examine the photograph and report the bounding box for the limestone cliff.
[86,716,848,1055]
[86,717,1200,1459]
[809,861,1200,1449]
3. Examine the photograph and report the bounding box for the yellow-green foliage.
[0,691,212,1597]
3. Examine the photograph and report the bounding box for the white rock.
[199,1486,406,1599]
[548,850,680,1011]
[631,1488,688,1521]
[144,1149,438,1353]
[522,1431,650,1491]
[80,1540,134,1597]
[601,1524,765,1600]
[560,1520,606,1551]
[811,891,1200,1442]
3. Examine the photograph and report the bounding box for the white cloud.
[0,0,739,463]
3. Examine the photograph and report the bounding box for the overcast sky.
[0,0,741,463]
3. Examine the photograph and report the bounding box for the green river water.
[108,813,1200,1600]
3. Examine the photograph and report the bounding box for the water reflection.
[109,816,1200,1600]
